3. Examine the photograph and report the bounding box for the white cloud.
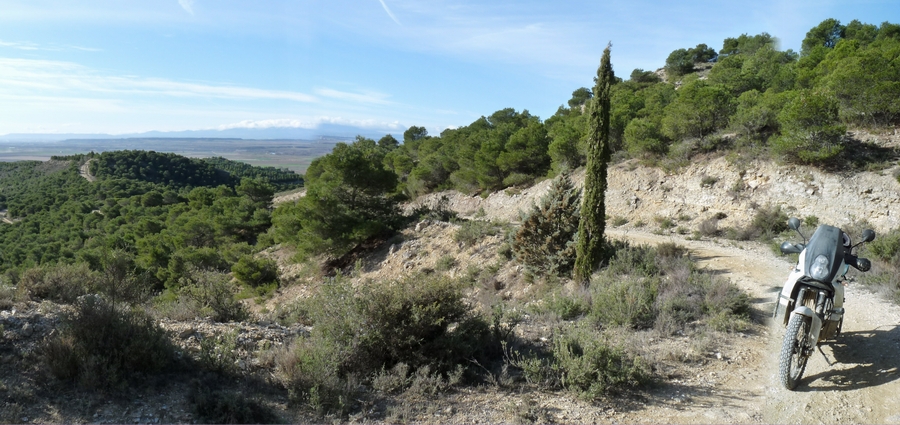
[218,117,404,131]
[0,57,317,102]
[178,0,195,15]
[314,87,391,105]
[378,0,401,26]
[0,40,40,51]
[218,119,314,130]
[0,39,101,52]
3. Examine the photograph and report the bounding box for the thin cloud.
[218,119,315,130]
[0,57,318,102]
[0,39,101,52]
[0,40,40,51]
[178,0,195,15]
[315,87,392,105]
[218,117,404,131]
[378,0,401,26]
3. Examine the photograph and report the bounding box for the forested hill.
[0,152,302,290]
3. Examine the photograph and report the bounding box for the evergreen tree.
[574,44,613,284]
[513,174,580,276]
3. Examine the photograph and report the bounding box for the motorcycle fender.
[774,270,803,321]
[791,306,822,343]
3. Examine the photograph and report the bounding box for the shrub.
[410,195,457,222]
[198,330,239,373]
[588,241,749,335]
[518,324,651,399]
[435,255,457,271]
[700,175,719,187]
[590,276,658,328]
[190,384,280,424]
[0,282,17,310]
[43,296,174,388]
[276,273,497,414]
[697,217,720,237]
[512,174,580,276]
[654,216,675,229]
[545,292,590,321]
[18,263,95,303]
[724,204,788,242]
[455,219,504,247]
[865,228,900,264]
[231,255,279,287]
[179,268,247,322]
[771,90,846,165]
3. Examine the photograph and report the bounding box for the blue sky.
[0,0,897,137]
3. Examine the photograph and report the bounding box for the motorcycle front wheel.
[779,314,811,390]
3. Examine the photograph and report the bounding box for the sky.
[0,0,897,138]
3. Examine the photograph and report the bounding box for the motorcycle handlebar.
[845,254,871,272]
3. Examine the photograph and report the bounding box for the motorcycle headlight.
[811,254,830,281]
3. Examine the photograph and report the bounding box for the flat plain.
[0,138,344,173]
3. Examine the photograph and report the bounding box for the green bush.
[179,268,247,322]
[545,292,590,321]
[586,241,749,335]
[455,219,504,247]
[18,263,95,303]
[771,90,846,165]
[519,323,651,399]
[723,204,789,242]
[865,228,900,264]
[43,296,174,388]
[590,276,658,328]
[435,255,458,271]
[231,255,279,287]
[275,273,497,415]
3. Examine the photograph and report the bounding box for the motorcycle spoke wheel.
[779,314,811,390]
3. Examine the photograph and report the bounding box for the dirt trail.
[603,228,900,424]
[79,159,97,182]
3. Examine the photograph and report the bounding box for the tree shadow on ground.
[796,325,900,391]
[823,137,900,173]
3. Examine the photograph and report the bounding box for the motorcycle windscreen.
[803,225,843,283]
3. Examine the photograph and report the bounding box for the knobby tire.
[779,313,811,390]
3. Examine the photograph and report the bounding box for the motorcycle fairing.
[803,225,844,284]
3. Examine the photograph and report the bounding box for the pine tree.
[574,44,613,284]
[512,173,581,276]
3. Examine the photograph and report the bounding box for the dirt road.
[79,159,96,182]
[605,228,900,424]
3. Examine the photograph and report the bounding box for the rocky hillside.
[413,129,900,234]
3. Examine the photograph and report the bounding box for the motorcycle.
[773,217,875,390]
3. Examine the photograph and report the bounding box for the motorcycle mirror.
[780,241,803,254]
[788,217,801,231]
[862,229,876,243]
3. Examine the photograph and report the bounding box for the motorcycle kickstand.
[817,346,835,366]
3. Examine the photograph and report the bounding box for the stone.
[20,323,33,337]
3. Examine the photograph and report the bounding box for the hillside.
[3,17,900,423]
[3,143,900,422]
[413,129,900,233]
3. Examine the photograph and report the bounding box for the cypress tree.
[574,44,613,284]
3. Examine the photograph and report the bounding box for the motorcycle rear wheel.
[779,314,811,390]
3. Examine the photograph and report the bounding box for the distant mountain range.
[0,123,401,142]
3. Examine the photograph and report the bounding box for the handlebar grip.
[846,255,871,272]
